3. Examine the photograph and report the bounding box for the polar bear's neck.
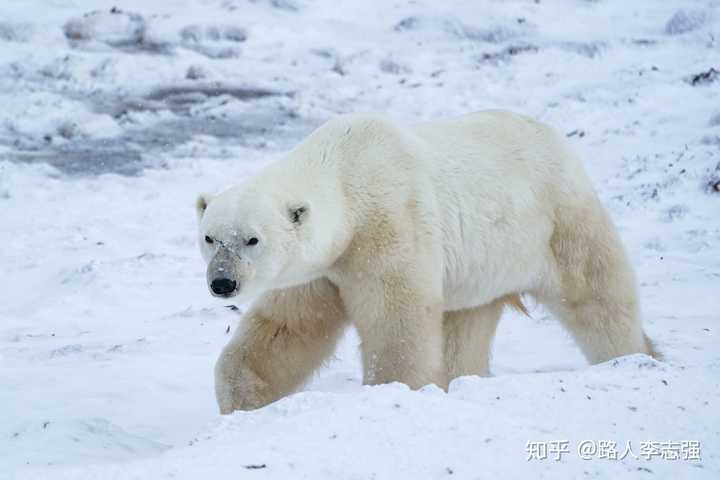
[257,151,353,274]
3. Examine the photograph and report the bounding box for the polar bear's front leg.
[343,273,447,390]
[214,278,347,413]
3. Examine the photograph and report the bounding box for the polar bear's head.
[196,184,332,301]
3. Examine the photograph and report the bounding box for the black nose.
[211,278,237,295]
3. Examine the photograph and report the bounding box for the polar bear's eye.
[246,237,259,246]
[205,235,214,244]
[289,205,308,224]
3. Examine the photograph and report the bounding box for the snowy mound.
[16,356,717,479]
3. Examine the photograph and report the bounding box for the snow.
[1,0,718,478]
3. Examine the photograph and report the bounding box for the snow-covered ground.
[1,0,718,478]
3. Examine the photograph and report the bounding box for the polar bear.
[196,111,658,413]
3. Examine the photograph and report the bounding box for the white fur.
[197,111,657,413]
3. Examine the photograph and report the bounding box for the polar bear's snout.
[207,249,241,298]
[210,277,237,296]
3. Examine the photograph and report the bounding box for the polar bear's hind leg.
[443,300,504,380]
[538,204,657,363]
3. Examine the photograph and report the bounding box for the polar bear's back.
[413,110,588,190]
[411,110,599,222]
[410,111,603,310]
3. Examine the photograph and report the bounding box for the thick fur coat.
[196,111,657,413]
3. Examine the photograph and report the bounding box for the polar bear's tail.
[502,294,529,317]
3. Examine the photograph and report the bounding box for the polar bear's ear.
[288,203,309,225]
[196,194,214,222]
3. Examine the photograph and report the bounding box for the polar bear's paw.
[215,362,271,414]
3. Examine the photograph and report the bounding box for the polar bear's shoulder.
[309,113,407,142]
